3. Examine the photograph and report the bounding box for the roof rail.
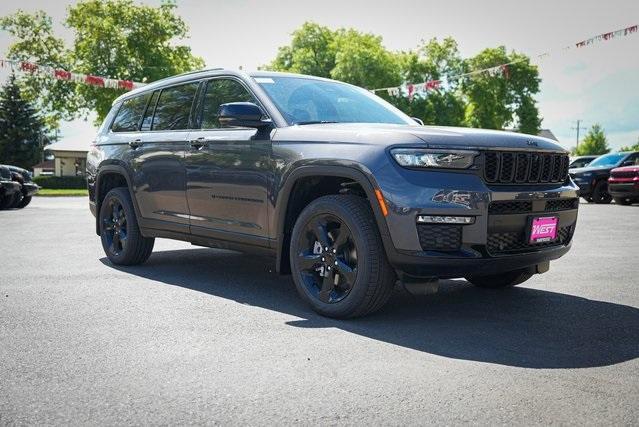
[147,67,225,85]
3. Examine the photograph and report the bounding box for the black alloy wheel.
[296,214,358,304]
[102,198,128,257]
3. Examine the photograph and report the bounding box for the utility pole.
[572,120,587,148]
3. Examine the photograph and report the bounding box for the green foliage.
[618,137,639,152]
[1,0,204,126]
[33,175,87,189]
[573,124,610,156]
[0,74,47,169]
[463,48,540,133]
[268,24,542,131]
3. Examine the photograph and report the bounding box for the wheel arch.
[94,162,140,235]
[274,165,393,274]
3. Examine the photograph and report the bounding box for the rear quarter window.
[111,93,151,132]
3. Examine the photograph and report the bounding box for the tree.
[1,0,204,125]
[573,124,610,155]
[618,137,639,152]
[0,74,47,169]
[462,47,541,133]
[268,22,336,78]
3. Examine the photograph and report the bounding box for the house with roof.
[42,139,90,177]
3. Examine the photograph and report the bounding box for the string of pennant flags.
[0,58,146,91]
[372,24,638,100]
[0,23,637,95]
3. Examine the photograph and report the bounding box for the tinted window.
[255,76,415,125]
[588,153,627,167]
[152,83,198,131]
[200,79,256,129]
[111,93,150,132]
[140,90,160,131]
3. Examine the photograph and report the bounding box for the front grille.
[487,225,573,256]
[417,224,461,251]
[484,152,569,185]
[611,171,637,179]
[488,198,579,215]
[545,198,579,211]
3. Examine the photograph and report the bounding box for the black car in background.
[569,155,597,169]
[0,165,22,209]
[569,151,639,203]
[0,165,39,209]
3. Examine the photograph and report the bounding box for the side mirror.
[412,117,424,126]
[218,102,271,128]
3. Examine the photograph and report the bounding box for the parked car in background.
[569,151,639,203]
[0,165,22,209]
[87,69,579,318]
[0,165,40,209]
[569,155,597,169]
[6,165,39,208]
[608,165,639,205]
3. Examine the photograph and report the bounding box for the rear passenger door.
[185,77,272,244]
[127,82,198,232]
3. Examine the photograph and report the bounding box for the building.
[32,160,55,177]
[43,139,90,177]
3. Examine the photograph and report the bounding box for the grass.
[36,188,88,197]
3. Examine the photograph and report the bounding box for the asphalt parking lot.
[1,197,638,425]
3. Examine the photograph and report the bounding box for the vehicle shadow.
[101,248,639,369]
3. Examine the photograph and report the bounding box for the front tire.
[99,187,154,265]
[16,195,32,208]
[290,195,396,318]
[591,180,612,204]
[466,269,532,289]
[614,197,632,206]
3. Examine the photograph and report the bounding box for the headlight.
[391,148,478,169]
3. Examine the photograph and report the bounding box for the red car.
[608,165,639,205]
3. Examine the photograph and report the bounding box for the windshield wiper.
[294,120,339,125]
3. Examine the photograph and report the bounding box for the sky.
[1,0,638,151]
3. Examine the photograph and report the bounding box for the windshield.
[254,76,415,126]
[587,153,627,167]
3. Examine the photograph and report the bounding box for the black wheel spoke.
[311,218,331,248]
[332,227,351,250]
[335,259,356,286]
[318,274,334,303]
[298,253,322,271]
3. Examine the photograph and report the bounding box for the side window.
[152,83,198,131]
[140,90,160,131]
[110,93,150,132]
[200,79,257,129]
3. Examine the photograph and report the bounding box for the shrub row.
[33,175,87,189]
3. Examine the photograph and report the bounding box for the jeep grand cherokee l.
[87,69,579,318]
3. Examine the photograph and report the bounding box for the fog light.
[416,215,475,224]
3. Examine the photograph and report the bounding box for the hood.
[611,165,639,173]
[274,123,566,152]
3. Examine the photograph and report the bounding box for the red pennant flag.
[85,75,105,87]
[21,61,38,73]
[118,80,134,91]
[501,64,510,79]
[54,69,72,80]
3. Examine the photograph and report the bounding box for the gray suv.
[87,69,579,318]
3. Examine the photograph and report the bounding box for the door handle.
[129,139,143,149]
[190,137,207,150]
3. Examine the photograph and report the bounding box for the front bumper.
[609,182,639,199]
[374,164,579,278]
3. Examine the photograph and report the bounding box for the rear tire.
[591,180,612,204]
[290,195,396,318]
[99,187,154,265]
[466,269,532,289]
[614,197,632,206]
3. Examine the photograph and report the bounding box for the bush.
[33,175,87,189]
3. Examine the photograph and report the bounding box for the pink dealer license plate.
[530,216,558,243]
